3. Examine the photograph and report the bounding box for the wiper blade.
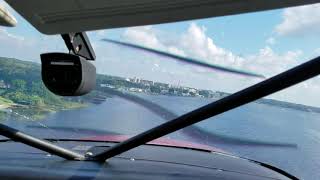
[91,56,320,161]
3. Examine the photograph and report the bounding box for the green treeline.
[0,57,84,110]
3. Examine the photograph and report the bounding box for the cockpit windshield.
[0,1,320,179]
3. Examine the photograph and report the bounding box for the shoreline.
[0,100,88,121]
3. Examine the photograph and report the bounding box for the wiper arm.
[0,124,84,160]
[91,56,320,161]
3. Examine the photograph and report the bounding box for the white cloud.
[179,23,303,77]
[122,23,303,78]
[87,29,109,38]
[118,23,320,106]
[0,27,66,62]
[167,46,186,56]
[0,28,29,56]
[0,0,65,62]
[178,24,317,107]
[180,23,236,66]
[124,26,164,49]
[315,48,320,56]
[96,30,107,36]
[244,46,302,77]
[0,28,24,41]
[124,26,187,57]
[275,3,320,36]
[266,37,276,45]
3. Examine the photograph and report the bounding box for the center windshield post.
[90,56,320,161]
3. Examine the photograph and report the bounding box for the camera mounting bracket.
[61,32,96,61]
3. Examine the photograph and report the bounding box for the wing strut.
[0,124,84,160]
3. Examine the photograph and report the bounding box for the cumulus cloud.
[315,48,320,56]
[180,23,238,67]
[275,3,320,36]
[179,23,303,77]
[120,23,320,106]
[0,28,24,41]
[244,47,302,77]
[266,37,276,45]
[96,30,107,36]
[124,26,164,49]
[0,27,66,62]
[0,0,66,61]
[123,26,187,56]
[123,23,304,77]
[0,28,29,57]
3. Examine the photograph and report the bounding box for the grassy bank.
[42,101,88,112]
[0,96,13,108]
[0,95,88,121]
[6,101,89,121]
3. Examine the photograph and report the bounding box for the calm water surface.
[3,94,320,179]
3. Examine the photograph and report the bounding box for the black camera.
[40,53,96,96]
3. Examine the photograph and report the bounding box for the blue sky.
[91,8,319,58]
[0,1,320,106]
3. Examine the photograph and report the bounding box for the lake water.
[2,94,320,179]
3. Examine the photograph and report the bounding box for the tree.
[150,85,161,93]
[11,79,26,91]
[199,90,209,98]
[169,88,175,94]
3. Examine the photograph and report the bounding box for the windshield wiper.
[90,56,320,161]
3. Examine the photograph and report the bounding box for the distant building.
[0,80,8,89]
[160,89,169,94]
[100,84,115,89]
[215,91,230,98]
[188,88,198,96]
[140,79,153,86]
[154,82,169,88]
[129,88,143,92]
[16,100,31,105]
[198,90,216,98]
[130,77,141,83]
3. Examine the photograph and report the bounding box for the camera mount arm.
[61,32,96,61]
